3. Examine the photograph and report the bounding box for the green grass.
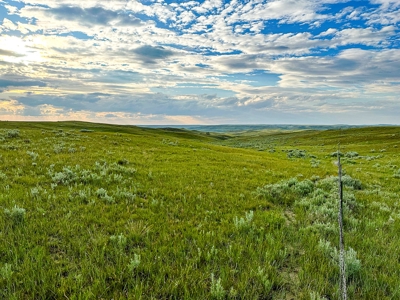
[1,121,400,299]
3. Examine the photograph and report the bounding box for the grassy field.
[1,121,399,299]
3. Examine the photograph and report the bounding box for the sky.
[0,0,399,125]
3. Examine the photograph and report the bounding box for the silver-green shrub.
[0,263,13,280]
[4,205,26,224]
[210,274,225,299]
[234,210,254,230]
[128,254,141,271]
[5,129,20,138]
[110,233,127,251]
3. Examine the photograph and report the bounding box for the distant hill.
[142,124,398,133]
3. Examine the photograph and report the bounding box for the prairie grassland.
[0,121,399,299]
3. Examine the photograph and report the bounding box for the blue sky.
[0,0,399,125]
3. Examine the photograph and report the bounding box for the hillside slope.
[1,122,399,299]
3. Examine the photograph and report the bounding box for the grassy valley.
[1,121,400,299]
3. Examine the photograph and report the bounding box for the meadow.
[0,121,399,299]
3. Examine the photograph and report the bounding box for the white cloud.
[369,0,400,9]
[332,26,396,46]
[176,10,196,25]
[4,4,19,14]
[317,28,337,37]
[1,18,18,31]
[20,0,127,10]
[363,0,400,24]
[1,0,399,124]
[227,0,327,24]
[0,99,25,113]
[271,48,400,89]
[192,0,223,14]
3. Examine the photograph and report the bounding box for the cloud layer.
[0,0,399,124]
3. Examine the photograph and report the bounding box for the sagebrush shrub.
[96,188,107,198]
[234,210,254,230]
[256,267,272,293]
[4,205,26,224]
[0,171,7,181]
[345,151,359,158]
[110,233,127,250]
[341,175,362,190]
[318,239,361,279]
[5,129,20,138]
[344,248,361,278]
[210,274,225,299]
[330,151,343,157]
[287,149,307,158]
[27,151,38,160]
[310,291,327,300]
[128,254,141,271]
[0,263,13,280]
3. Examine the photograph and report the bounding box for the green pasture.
[1,121,399,299]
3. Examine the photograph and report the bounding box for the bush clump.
[318,240,361,279]
[233,210,254,230]
[210,274,225,299]
[0,263,13,280]
[256,177,315,205]
[0,171,7,181]
[287,149,307,159]
[5,129,20,138]
[4,205,26,225]
[341,174,362,190]
[330,151,343,157]
[345,151,359,158]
